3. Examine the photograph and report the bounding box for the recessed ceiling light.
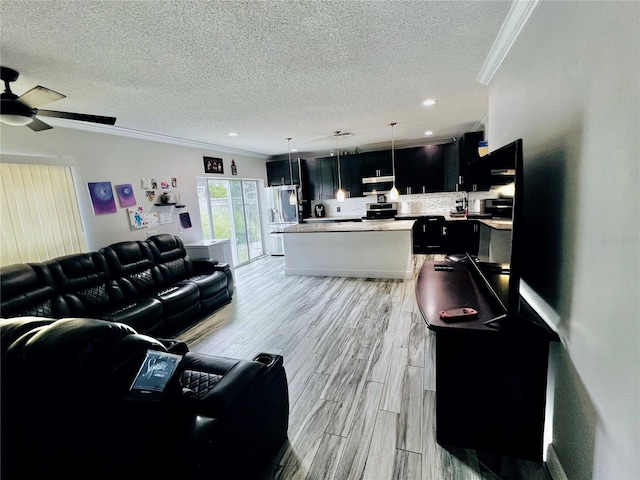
[291,148,298,153]
[425,130,434,136]
[422,99,437,106]
[227,132,238,137]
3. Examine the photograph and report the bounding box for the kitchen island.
[282,219,416,279]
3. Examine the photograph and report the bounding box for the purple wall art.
[88,181,117,215]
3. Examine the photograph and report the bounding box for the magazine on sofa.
[128,350,182,401]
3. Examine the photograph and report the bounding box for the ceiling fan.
[0,66,116,131]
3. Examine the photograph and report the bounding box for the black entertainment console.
[416,259,557,461]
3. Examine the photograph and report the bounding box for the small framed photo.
[204,156,224,174]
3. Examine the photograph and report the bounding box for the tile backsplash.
[310,191,499,218]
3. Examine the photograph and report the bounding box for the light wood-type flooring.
[178,254,551,480]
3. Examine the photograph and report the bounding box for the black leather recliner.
[1,317,289,480]
[46,251,165,334]
[101,240,202,331]
[146,234,233,314]
[0,263,70,318]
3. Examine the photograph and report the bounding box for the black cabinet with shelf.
[445,220,480,255]
[443,132,485,192]
[416,260,557,461]
[410,216,447,253]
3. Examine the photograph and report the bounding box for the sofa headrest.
[101,241,155,275]
[0,263,57,316]
[47,252,110,290]
[147,234,187,263]
[0,317,56,357]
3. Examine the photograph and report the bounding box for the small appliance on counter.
[485,198,513,218]
[364,202,398,220]
[314,204,325,217]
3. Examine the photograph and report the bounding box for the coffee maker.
[314,204,325,217]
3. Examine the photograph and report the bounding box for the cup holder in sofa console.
[253,353,276,367]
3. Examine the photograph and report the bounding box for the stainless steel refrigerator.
[264,186,299,255]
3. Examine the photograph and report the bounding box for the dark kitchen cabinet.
[395,145,444,194]
[307,157,338,200]
[468,142,516,192]
[361,150,393,178]
[461,131,484,191]
[411,216,447,254]
[445,220,480,255]
[339,153,363,198]
[267,159,300,186]
[442,132,485,192]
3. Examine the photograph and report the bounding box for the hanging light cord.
[336,132,342,191]
[287,137,293,185]
[390,122,396,184]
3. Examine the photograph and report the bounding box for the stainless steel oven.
[364,202,398,220]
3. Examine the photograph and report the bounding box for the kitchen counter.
[283,219,415,233]
[301,216,363,223]
[479,219,513,230]
[282,220,415,280]
[395,212,488,222]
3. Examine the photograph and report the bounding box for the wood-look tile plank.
[362,409,398,480]
[381,347,408,413]
[424,331,437,392]
[393,449,423,480]
[408,320,427,367]
[306,433,345,480]
[277,397,336,479]
[397,365,424,454]
[332,381,384,480]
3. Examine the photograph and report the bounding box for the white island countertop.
[282,219,415,279]
[283,219,415,233]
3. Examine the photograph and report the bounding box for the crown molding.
[43,117,269,159]
[477,0,540,85]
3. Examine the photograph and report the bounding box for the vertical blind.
[1,163,87,266]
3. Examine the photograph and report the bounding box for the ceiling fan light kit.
[0,66,116,131]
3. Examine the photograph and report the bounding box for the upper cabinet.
[338,154,363,198]
[266,159,300,186]
[395,145,445,194]
[307,156,339,200]
[361,150,393,178]
[266,131,485,197]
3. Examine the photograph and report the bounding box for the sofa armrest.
[178,353,264,417]
[192,258,219,275]
[212,263,234,297]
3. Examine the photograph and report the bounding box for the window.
[197,178,264,266]
[1,163,87,266]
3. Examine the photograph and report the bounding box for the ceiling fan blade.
[18,86,66,108]
[27,117,53,131]
[37,109,116,125]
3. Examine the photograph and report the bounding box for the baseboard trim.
[546,445,568,480]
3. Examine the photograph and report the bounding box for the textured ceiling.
[1,1,511,156]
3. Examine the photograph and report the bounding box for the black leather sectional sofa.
[0,234,233,335]
[1,317,289,480]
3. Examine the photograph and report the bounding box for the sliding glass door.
[198,179,264,267]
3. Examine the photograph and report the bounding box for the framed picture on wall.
[203,156,223,174]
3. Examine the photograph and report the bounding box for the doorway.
[197,178,264,267]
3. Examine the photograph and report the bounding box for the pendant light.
[335,131,345,202]
[286,137,297,205]
[389,122,399,200]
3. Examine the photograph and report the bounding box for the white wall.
[488,2,639,479]
[0,125,268,251]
